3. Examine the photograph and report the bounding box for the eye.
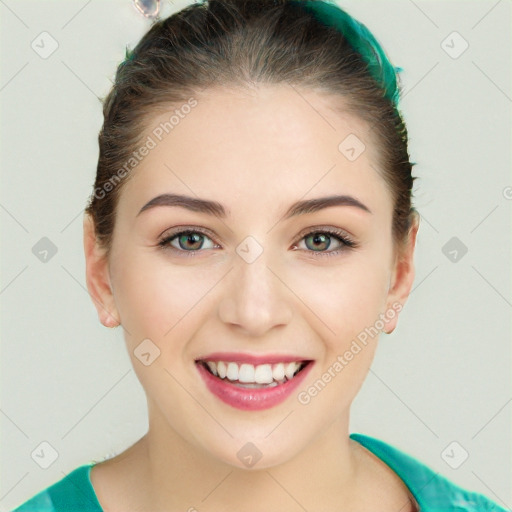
[158,228,218,257]
[157,226,358,259]
[292,228,358,257]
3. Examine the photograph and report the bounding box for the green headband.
[299,0,402,107]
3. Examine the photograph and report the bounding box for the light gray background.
[1,0,511,510]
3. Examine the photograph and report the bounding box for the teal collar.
[73,433,506,512]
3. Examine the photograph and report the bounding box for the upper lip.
[195,352,313,366]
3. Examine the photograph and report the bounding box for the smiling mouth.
[196,360,311,388]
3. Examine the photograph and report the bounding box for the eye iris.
[306,233,331,251]
[179,233,203,250]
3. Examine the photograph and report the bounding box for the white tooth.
[238,363,255,383]
[206,361,218,376]
[217,361,227,379]
[254,364,273,384]
[226,362,239,381]
[272,363,285,381]
[285,362,300,379]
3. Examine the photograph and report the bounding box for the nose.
[217,247,293,337]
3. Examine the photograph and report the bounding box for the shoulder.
[10,464,103,512]
[350,432,508,512]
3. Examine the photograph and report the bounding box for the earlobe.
[83,214,121,328]
[382,213,420,335]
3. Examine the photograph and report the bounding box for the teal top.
[12,433,508,511]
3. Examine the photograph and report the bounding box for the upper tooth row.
[205,361,302,384]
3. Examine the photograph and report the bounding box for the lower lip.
[196,361,314,411]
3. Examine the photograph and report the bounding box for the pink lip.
[196,360,314,411]
[196,352,310,365]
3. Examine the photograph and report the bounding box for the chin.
[201,428,309,471]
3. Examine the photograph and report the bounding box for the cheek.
[111,250,218,340]
[288,253,391,347]
[111,253,212,406]
[291,259,389,414]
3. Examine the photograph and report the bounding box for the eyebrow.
[136,193,372,219]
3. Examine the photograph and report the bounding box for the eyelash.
[157,226,358,259]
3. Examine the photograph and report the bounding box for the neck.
[131,403,361,511]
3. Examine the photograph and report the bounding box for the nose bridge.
[238,240,274,299]
[218,235,293,335]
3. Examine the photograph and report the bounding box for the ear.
[382,212,420,334]
[83,213,121,328]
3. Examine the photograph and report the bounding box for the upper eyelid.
[294,225,354,241]
[159,226,216,241]
[160,225,351,238]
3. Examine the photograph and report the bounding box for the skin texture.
[83,83,419,511]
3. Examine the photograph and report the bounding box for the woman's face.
[84,84,417,469]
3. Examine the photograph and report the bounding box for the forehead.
[117,84,391,221]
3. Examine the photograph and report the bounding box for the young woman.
[12,1,507,510]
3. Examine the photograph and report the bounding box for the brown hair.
[85,0,418,258]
